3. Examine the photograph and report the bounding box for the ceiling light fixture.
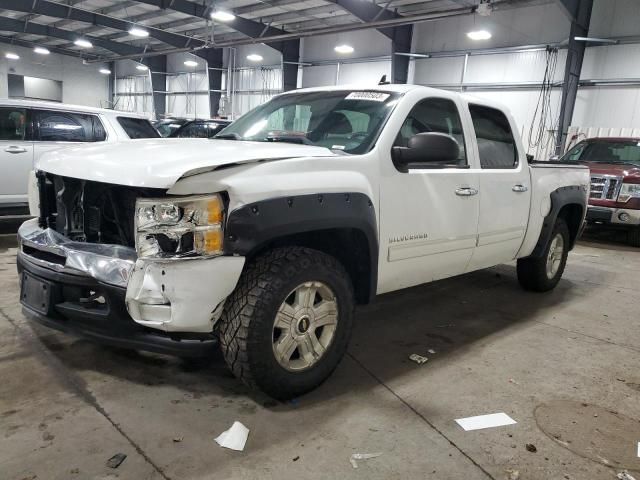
[246,53,263,62]
[34,47,50,55]
[210,10,235,22]
[467,30,492,40]
[129,27,149,37]
[136,64,149,71]
[5,52,19,60]
[334,44,354,54]
[99,68,111,74]
[74,38,93,48]
[184,60,198,67]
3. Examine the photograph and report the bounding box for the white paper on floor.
[215,421,249,451]
[350,452,382,469]
[455,412,517,431]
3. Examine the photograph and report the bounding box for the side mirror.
[392,132,460,172]
[526,154,534,163]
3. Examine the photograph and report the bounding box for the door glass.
[117,117,161,139]
[0,107,27,141]
[177,123,206,138]
[35,110,97,142]
[469,104,518,169]
[394,98,467,166]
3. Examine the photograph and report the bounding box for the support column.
[196,48,224,117]
[274,39,301,91]
[388,25,413,84]
[555,0,594,154]
[144,55,167,119]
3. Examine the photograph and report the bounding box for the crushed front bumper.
[17,219,245,355]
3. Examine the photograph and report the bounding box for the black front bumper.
[17,254,217,357]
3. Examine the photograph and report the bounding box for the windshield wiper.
[264,133,313,145]
[214,133,242,140]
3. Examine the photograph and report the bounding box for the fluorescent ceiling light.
[184,60,198,67]
[246,53,263,62]
[74,38,93,48]
[211,10,235,22]
[136,64,149,71]
[99,68,111,74]
[467,30,492,40]
[334,44,354,54]
[129,27,149,37]
[34,47,50,55]
[5,52,20,60]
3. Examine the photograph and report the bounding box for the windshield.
[216,90,401,154]
[561,140,640,166]
[155,120,187,137]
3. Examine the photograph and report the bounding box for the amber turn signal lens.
[195,228,223,254]
[207,197,223,224]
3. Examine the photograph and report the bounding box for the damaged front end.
[17,172,245,356]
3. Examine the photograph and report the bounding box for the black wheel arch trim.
[530,185,587,257]
[223,192,378,303]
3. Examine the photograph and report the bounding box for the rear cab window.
[117,117,160,139]
[469,104,518,169]
[34,109,105,142]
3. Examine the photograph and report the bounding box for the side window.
[35,110,96,142]
[469,104,518,169]
[177,123,206,138]
[117,117,161,139]
[394,98,467,165]
[0,107,27,141]
[92,116,106,141]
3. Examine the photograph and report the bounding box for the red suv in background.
[559,138,640,247]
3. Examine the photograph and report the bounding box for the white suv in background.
[0,99,159,216]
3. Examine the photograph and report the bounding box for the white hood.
[36,138,338,189]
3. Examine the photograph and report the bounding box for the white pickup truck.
[17,85,589,399]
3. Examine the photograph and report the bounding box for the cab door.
[377,96,480,294]
[466,103,531,272]
[0,106,34,208]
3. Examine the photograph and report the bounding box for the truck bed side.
[517,163,590,258]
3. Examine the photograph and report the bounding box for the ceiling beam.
[131,0,292,50]
[0,0,203,49]
[0,16,145,56]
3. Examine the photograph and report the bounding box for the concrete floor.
[1,224,639,480]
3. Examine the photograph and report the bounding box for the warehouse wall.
[0,43,109,108]
[165,52,210,119]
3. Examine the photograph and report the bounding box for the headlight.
[618,183,640,203]
[135,194,224,259]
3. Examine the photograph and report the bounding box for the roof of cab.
[0,98,149,118]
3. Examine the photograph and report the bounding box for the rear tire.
[628,228,640,248]
[217,247,354,400]
[517,218,570,292]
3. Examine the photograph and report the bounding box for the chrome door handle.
[455,187,478,196]
[512,184,528,193]
[4,146,28,154]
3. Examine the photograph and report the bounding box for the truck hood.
[585,162,640,180]
[36,138,338,189]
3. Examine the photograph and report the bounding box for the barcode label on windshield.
[345,92,390,102]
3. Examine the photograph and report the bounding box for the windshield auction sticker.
[345,92,390,102]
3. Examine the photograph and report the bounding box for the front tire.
[517,218,570,292]
[217,247,354,400]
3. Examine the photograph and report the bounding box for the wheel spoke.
[312,300,338,328]
[274,333,298,364]
[295,284,317,309]
[274,305,295,329]
[298,332,325,365]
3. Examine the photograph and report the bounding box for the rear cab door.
[377,90,481,293]
[465,101,532,271]
[0,106,34,209]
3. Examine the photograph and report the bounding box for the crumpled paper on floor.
[215,421,249,451]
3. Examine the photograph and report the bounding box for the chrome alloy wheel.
[272,281,338,372]
[546,233,565,279]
